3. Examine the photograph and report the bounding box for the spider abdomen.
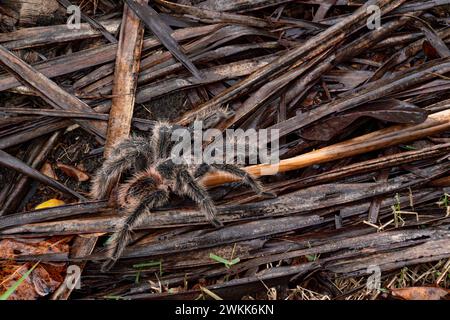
[117,167,167,208]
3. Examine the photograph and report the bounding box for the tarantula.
[91,109,272,271]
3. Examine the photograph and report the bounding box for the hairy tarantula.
[91,109,272,271]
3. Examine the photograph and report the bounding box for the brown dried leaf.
[419,25,450,58]
[0,263,39,300]
[0,237,69,299]
[423,41,441,60]
[40,162,57,180]
[30,264,64,297]
[391,286,449,300]
[56,163,90,182]
[0,237,69,259]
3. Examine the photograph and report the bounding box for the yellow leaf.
[35,199,65,210]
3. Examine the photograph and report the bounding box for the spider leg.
[90,136,153,200]
[175,169,223,228]
[189,107,235,130]
[102,178,169,272]
[196,163,275,198]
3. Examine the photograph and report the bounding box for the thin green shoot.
[209,253,240,268]
[0,261,40,300]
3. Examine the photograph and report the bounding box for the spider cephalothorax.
[91,109,273,271]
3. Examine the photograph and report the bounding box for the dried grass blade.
[124,0,202,79]
[0,150,85,200]
[0,45,106,139]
